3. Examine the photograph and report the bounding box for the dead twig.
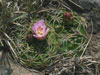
[80,19,93,59]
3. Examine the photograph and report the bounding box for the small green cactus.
[8,10,87,71]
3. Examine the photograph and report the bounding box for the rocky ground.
[76,0,100,59]
[1,0,100,75]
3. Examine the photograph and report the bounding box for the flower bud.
[64,12,74,25]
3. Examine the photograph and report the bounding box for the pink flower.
[32,20,49,40]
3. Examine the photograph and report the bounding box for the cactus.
[6,10,87,71]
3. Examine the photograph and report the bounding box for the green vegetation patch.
[8,10,88,70]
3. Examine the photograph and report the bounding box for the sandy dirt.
[10,61,41,75]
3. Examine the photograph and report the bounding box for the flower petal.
[37,20,45,26]
[32,19,46,34]
[33,35,46,40]
[41,28,49,37]
[46,28,50,33]
[37,20,46,31]
[32,24,37,34]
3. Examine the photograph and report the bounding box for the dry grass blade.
[80,19,93,59]
[6,41,18,62]
[63,0,84,12]
[67,0,84,9]
[59,0,72,11]
[0,0,2,7]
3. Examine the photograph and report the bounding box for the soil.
[10,61,41,75]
